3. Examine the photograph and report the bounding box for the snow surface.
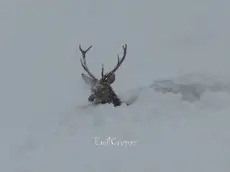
[1,0,230,171]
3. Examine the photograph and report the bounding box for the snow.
[1,0,230,171]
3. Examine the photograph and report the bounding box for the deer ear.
[107,74,115,84]
[81,73,97,87]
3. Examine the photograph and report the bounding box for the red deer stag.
[79,44,127,107]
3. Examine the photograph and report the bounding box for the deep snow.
[1,0,230,171]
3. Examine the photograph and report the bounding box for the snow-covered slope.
[1,0,230,171]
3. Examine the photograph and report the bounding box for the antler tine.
[79,44,97,80]
[101,64,104,78]
[106,44,127,76]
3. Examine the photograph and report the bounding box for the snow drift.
[1,0,230,172]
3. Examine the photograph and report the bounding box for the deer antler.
[101,64,104,78]
[79,44,97,80]
[102,44,127,77]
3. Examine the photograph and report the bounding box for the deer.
[78,44,128,107]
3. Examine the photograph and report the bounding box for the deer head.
[79,44,127,107]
